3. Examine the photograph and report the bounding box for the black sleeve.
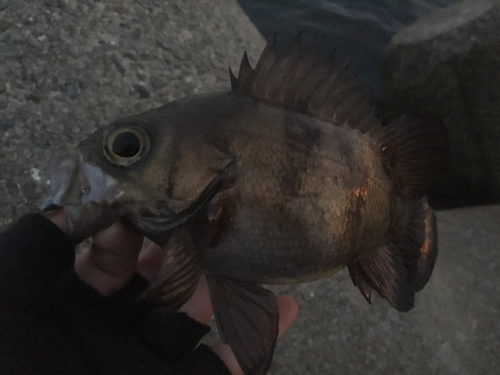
[0,214,230,375]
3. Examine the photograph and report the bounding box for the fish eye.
[112,132,141,157]
[104,126,150,167]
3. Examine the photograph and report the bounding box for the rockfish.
[46,37,448,375]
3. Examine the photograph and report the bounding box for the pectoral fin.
[138,226,203,313]
[207,277,279,375]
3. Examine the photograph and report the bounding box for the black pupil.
[112,132,141,158]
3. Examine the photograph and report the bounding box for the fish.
[45,36,449,375]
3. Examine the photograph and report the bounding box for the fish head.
[44,112,188,242]
[45,100,236,244]
[45,117,168,241]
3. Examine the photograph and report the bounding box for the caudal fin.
[407,198,438,292]
[370,116,449,200]
[348,198,438,312]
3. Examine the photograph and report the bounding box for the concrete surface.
[265,205,500,374]
[0,0,265,229]
[1,1,499,374]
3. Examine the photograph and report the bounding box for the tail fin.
[348,198,438,312]
[407,198,438,292]
[370,116,449,200]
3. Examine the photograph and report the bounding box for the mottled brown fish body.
[46,37,448,375]
[172,94,402,284]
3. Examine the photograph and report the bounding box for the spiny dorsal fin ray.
[229,67,238,90]
[231,35,377,131]
[251,34,280,95]
[237,52,254,90]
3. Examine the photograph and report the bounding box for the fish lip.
[46,148,104,207]
[44,146,120,241]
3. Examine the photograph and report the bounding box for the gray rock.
[0,0,265,229]
[381,0,500,208]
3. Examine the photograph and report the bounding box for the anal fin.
[347,265,373,304]
[348,197,438,312]
[348,245,414,312]
[207,277,279,375]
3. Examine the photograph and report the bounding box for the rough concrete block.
[381,0,500,208]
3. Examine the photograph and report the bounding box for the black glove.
[0,214,230,375]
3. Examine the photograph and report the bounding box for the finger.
[43,207,67,233]
[137,241,165,282]
[178,275,213,325]
[211,295,298,375]
[275,295,299,339]
[75,222,143,295]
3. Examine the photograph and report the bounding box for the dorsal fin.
[230,34,378,132]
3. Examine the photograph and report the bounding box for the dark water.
[237,0,457,101]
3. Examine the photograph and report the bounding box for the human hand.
[44,208,298,375]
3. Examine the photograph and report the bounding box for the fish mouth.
[44,147,228,244]
[42,146,121,242]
